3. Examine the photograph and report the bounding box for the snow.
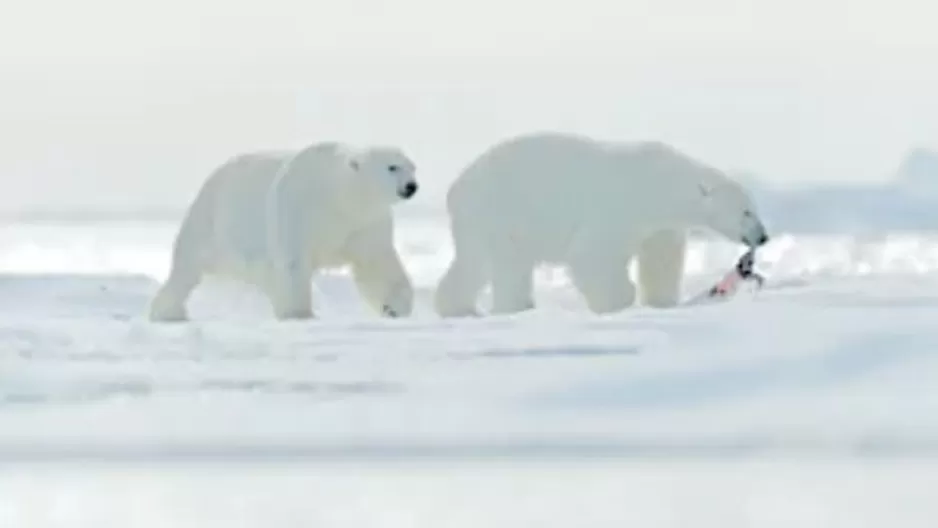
[5,459,938,528]
[2,217,938,526]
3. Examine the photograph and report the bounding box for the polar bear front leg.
[637,228,687,308]
[348,249,414,318]
[343,221,414,318]
[565,228,637,314]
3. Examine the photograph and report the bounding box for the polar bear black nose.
[400,181,418,199]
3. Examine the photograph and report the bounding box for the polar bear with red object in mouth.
[434,131,770,317]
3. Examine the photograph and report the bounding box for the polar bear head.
[622,141,770,249]
[696,178,770,248]
[346,146,419,205]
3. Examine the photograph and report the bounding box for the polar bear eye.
[743,210,753,218]
[388,164,400,173]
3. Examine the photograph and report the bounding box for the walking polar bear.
[149,141,419,322]
[434,131,770,317]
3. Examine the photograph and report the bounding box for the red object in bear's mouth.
[708,272,742,297]
[706,249,765,299]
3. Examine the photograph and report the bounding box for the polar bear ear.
[698,183,713,197]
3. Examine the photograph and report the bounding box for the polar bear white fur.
[434,132,770,317]
[149,141,419,322]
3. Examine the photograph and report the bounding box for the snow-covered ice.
[5,458,938,528]
[2,217,938,526]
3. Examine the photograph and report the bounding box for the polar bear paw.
[148,294,189,323]
[380,280,413,318]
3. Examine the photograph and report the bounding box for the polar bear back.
[447,132,724,260]
[198,151,295,262]
[181,143,351,269]
[451,132,719,210]
[446,133,604,254]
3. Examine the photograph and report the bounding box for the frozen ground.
[2,218,938,526]
[5,458,938,528]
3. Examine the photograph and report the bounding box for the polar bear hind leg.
[489,239,535,315]
[149,244,207,323]
[435,255,489,317]
[149,266,203,322]
[148,204,216,322]
[636,228,686,308]
[266,262,315,320]
[434,218,492,318]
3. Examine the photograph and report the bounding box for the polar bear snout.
[398,181,419,199]
[742,223,770,248]
[743,232,769,247]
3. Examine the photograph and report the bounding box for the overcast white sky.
[1,0,936,212]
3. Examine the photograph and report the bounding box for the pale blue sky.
[0,0,935,212]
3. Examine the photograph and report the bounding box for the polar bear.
[434,132,770,317]
[149,141,419,322]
